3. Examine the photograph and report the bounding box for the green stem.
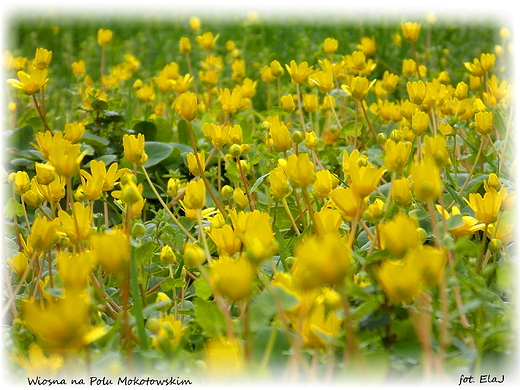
[141,165,196,242]
[187,122,228,217]
[130,246,148,350]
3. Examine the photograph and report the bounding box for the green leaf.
[162,276,186,291]
[143,142,174,168]
[91,99,108,111]
[153,117,174,142]
[81,131,110,146]
[134,121,158,141]
[4,198,24,219]
[250,172,270,193]
[192,297,225,337]
[250,290,278,333]
[252,327,291,365]
[4,125,34,151]
[134,241,159,264]
[268,285,299,311]
[193,274,213,300]
[177,120,190,146]
[447,213,464,231]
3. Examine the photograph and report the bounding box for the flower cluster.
[4,17,515,383]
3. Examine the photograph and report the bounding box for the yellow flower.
[402,59,417,78]
[480,53,495,72]
[270,60,284,78]
[384,139,412,172]
[208,224,241,256]
[10,171,31,195]
[21,293,92,352]
[90,229,130,274]
[329,186,363,221]
[465,187,501,224]
[210,255,255,301]
[311,68,335,93]
[351,50,367,71]
[285,60,314,84]
[375,259,423,305]
[436,205,484,237]
[10,343,63,376]
[170,74,193,94]
[231,58,245,82]
[391,177,412,207]
[280,94,296,112]
[183,179,206,210]
[341,76,375,101]
[305,131,318,149]
[218,87,246,115]
[233,187,249,210]
[195,32,219,50]
[424,134,450,166]
[303,93,318,112]
[401,22,421,43]
[474,111,493,135]
[136,83,155,102]
[407,80,426,105]
[27,214,59,254]
[267,117,292,152]
[348,151,386,199]
[186,150,205,176]
[63,122,85,143]
[175,91,198,121]
[57,203,92,245]
[301,301,342,349]
[260,65,275,82]
[324,37,338,54]
[358,36,376,55]
[179,37,191,54]
[202,123,230,148]
[47,138,84,178]
[313,208,343,236]
[151,314,187,351]
[292,233,351,290]
[488,75,509,102]
[312,169,339,198]
[381,71,399,92]
[7,66,48,95]
[71,59,86,76]
[281,153,316,189]
[34,48,52,70]
[123,133,148,166]
[94,160,122,192]
[269,166,292,199]
[410,158,441,202]
[57,250,95,292]
[160,245,176,264]
[189,16,201,30]
[34,175,65,204]
[79,168,104,201]
[97,29,113,46]
[364,198,385,224]
[241,78,257,98]
[411,246,446,287]
[464,58,485,77]
[379,212,419,257]
[205,337,243,377]
[183,242,206,267]
[8,252,29,278]
[239,210,278,263]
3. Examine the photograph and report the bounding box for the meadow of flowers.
[2,11,516,385]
